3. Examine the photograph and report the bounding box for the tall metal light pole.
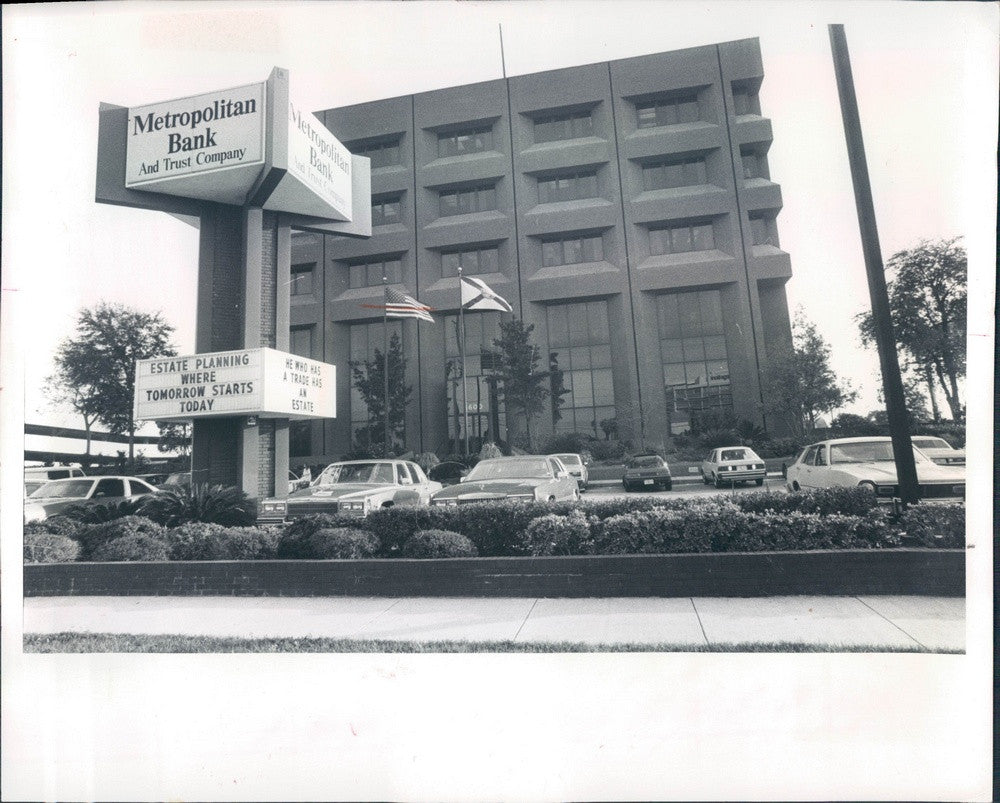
[829,24,919,504]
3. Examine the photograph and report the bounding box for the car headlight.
[260,500,287,514]
[508,493,535,502]
[432,498,458,507]
[340,500,366,511]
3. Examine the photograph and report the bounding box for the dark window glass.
[534,110,594,143]
[441,246,501,277]
[540,233,604,267]
[439,184,498,217]
[749,213,776,246]
[642,157,707,191]
[740,146,765,180]
[649,221,715,255]
[94,478,125,498]
[732,85,760,116]
[354,137,402,168]
[372,195,402,226]
[289,421,312,458]
[437,126,493,158]
[290,263,314,296]
[348,258,402,288]
[538,170,599,203]
[545,300,615,435]
[636,91,701,129]
[290,326,313,358]
[442,312,504,444]
[349,321,403,447]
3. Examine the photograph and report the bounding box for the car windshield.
[912,437,950,449]
[316,463,396,485]
[555,455,581,467]
[467,459,552,481]
[719,449,749,461]
[628,456,663,468]
[28,479,94,499]
[830,442,931,464]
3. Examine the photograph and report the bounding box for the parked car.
[550,453,589,491]
[23,476,161,522]
[910,436,965,466]
[785,436,965,501]
[24,465,86,497]
[701,446,767,488]
[288,468,312,494]
[430,456,579,507]
[622,454,672,492]
[428,461,470,487]
[257,459,442,523]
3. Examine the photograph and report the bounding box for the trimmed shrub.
[278,514,361,558]
[23,515,81,538]
[308,527,380,559]
[75,515,166,560]
[526,510,595,556]
[588,440,627,462]
[363,506,455,555]
[91,533,170,562]
[24,532,80,563]
[897,504,965,548]
[402,529,478,558]
[62,499,146,524]
[165,523,282,561]
[140,484,256,527]
[732,487,879,517]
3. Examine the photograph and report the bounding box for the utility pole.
[829,24,919,504]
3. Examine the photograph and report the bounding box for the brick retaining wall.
[24,550,964,598]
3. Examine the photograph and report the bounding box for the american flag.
[383,286,434,322]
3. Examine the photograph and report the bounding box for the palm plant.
[139,484,257,527]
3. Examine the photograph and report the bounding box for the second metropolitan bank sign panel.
[134,348,335,422]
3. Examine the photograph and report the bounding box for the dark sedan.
[622,454,672,491]
[430,456,579,507]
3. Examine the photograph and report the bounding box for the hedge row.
[23,489,964,563]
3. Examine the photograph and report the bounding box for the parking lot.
[585,473,787,500]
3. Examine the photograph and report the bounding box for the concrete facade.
[288,38,793,461]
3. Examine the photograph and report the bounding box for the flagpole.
[458,265,470,457]
[383,273,390,457]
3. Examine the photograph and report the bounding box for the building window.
[657,290,732,428]
[349,320,403,449]
[439,183,497,217]
[731,83,760,116]
[748,212,778,246]
[636,91,701,129]
[641,157,707,191]
[289,421,312,458]
[347,257,402,289]
[443,312,505,445]
[442,246,500,278]
[538,170,599,204]
[437,125,493,158]
[290,263,315,296]
[541,232,604,267]
[371,194,402,226]
[290,326,314,359]
[352,137,402,169]
[546,301,615,436]
[649,220,715,255]
[533,110,594,143]
[740,146,766,180]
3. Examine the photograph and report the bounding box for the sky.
[2,0,997,451]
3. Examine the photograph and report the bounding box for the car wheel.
[755,478,764,487]
[664,480,672,492]
[713,473,723,489]
[622,481,631,492]
[572,489,580,501]
[701,471,710,485]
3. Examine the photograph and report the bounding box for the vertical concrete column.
[192,204,291,499]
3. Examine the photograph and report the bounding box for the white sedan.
[701,446,767,488]
[785,436,965,501]
[910,436,965,466]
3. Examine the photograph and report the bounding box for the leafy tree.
[349,332,411,456]
[492,318,549,448]
[156,421,192,457]
[42,377,102,457]
[50,303,175,468]
[548,351,571,427]
[762,312,858,437]
[856,237,966,420]
[874,372,930,424]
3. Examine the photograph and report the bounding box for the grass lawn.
[23,632,960,653]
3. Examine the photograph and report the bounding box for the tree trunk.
[932,358,962,420]
[922,363,940,422]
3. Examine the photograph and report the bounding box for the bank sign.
[124,71,353,220]
[134,348,335,422]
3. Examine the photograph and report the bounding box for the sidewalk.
[22,595,965,650]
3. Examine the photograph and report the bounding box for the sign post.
[96,67,371,498]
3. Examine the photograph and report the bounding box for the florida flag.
[461,276,513,312]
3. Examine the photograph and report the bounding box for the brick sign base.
[23,549,964,598]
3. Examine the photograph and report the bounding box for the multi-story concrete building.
[288,37,793,461]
